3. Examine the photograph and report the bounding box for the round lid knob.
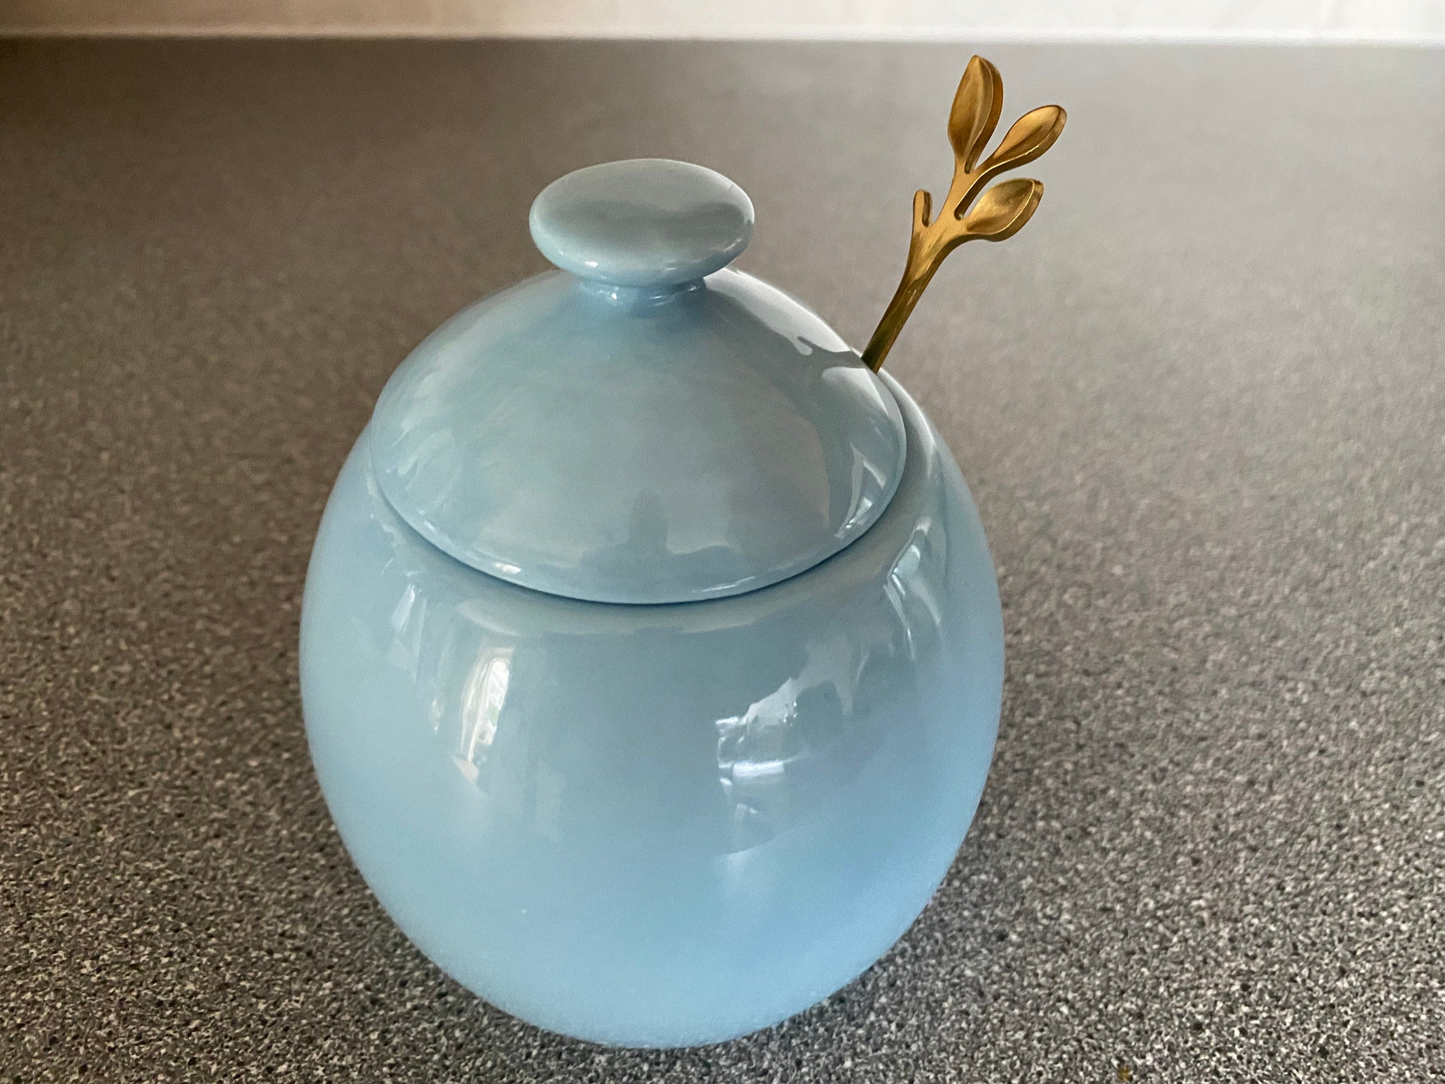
[529,159,754,288]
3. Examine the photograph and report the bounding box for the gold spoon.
[862,56,1067,372]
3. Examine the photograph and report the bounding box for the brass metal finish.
[862,56,1066,372]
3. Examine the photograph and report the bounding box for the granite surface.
[2,38,1443,1083]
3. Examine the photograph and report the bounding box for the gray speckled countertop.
[2,38,1443,1083]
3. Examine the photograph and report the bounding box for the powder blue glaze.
[300,375,1004,1048]
[529,159,753,288]
[369,267,906,605]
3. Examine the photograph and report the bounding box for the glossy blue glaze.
[529,159,753,288]
[301,375,1003,1048]
[369,267,906,605]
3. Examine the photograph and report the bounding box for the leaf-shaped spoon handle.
[862,57,1066,372]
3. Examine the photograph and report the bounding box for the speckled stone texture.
[2,38,1443,1083]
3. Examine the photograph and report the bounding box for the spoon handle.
[862,212,944,373]
[862,56,1066,372]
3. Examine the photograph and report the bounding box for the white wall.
[5,0,1443,39]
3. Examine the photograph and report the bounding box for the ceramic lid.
[368,159,906,604]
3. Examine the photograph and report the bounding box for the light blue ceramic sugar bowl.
[301,59,1064,1048]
